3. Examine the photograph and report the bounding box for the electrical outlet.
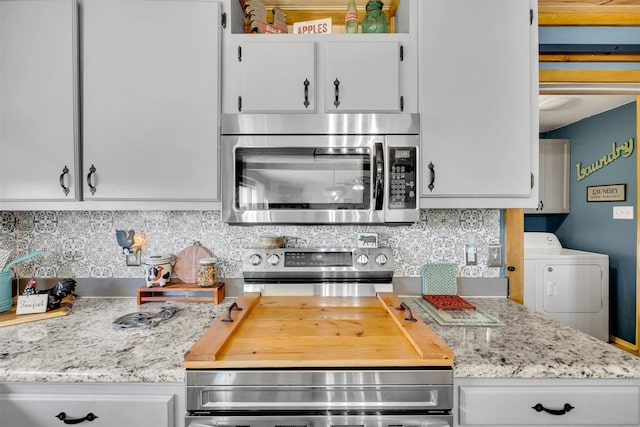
[613,206,634,220]
[126,249,142,266]
[487,244,502,267]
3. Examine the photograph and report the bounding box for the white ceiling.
[539,94,636,132]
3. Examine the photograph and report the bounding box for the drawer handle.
[55,412,99,424]
[532,403,574,416]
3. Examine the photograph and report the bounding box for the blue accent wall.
[537,101,637,343]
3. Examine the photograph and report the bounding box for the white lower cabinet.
[455,378,640,427]
[0,382,185,427]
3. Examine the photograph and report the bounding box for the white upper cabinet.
[325,41,402,112]
[0,0,78,202]
[82,0,221,202]
[238,42,316,112]
[526,138,571,214]
[418,0,538,208]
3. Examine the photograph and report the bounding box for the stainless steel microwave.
[221,113,420,224]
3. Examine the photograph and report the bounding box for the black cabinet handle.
[532,403,574,416]
[303,78,310,109]
[507,266,515,272]
[59,165,70,196]
[55,412,99,424]
[427,162,435,191]
[333,78,340,108]
[86,165,97,195]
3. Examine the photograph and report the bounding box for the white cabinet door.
[0,0,77,201]
[0,382,182,427]
[238,42,316,112]
[419,0,537,205]
[458,383,640,426]
[82,0,220,201]
[325,41,402,112]
[526,139,570,214]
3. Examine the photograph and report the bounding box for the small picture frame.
[586,184,626,202]
[357,233,378,248]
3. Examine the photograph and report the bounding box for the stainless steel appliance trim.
[221,113,420,135]
[242,282,393,296]
[186,413,453,427]
[186,369,453,387]
[187,369,453,412]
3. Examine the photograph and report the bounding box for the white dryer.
[524,232,609,342]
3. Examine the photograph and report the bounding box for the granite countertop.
[2,296,640,383]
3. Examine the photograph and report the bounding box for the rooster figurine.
[115,229,136,255]
[23,278,76,310]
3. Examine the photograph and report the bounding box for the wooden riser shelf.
[137,282,225,305]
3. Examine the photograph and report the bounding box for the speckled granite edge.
[2,296,640,383]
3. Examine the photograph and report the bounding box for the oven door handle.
[373,142,384,211]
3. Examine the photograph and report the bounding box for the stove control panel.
[242,247,394,273]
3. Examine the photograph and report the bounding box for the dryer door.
[541,263,604,313]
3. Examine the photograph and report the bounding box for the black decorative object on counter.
[23,278,76,310]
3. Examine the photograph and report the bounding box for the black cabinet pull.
[532,403,574,416]
[333,78,340,108]
[427,162,435,191]
[507,266,515,271]
[59,165,70,196]
[55,412,99,424]
[86,165,97,195]
[303,78,310,108]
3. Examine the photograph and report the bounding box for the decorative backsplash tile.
[0,209,501,279]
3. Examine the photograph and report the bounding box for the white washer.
[524,232,609,342]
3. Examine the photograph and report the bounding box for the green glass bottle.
[362,0,387,33]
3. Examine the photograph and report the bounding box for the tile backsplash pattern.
[0,209,501,279]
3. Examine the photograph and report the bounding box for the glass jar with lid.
[197,257,220,287]
[362,0,387,33]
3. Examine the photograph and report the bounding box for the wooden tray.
[136,282,224,305]
[184,292,453,369]
[0,295,76,327]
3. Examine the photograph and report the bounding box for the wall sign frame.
[586,183,627,202]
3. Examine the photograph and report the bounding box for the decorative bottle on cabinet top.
[362,0,387,33]
[345,0,358,33]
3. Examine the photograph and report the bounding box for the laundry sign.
[576,138,634,181]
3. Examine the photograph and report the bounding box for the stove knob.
[267,254,280,266]
[248,254,262,266]
[375,253,388,266]
[356,254,369,265]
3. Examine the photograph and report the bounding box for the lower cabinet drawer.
[0,393,174,427]
[459,385,640,426]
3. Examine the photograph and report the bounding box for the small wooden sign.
[586,184,627,202]
[16,294,48,314]
[293,18,332,34]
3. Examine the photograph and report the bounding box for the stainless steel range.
[184,247,454,427]
[242,247,395,296]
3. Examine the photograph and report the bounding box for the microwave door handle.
[373,143,384,210]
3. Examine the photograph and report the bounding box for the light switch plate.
[613,206,634,220]
[487,244,502,267]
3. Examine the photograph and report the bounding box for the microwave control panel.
[388,147,417,209]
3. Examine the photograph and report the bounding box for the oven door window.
[236,147,371,210]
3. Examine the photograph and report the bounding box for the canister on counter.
[142,253,175,287]
[197,257,220,287]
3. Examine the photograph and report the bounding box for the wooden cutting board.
[173,243,212,283]
[0,295,75,327]
[184,292,453,369]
